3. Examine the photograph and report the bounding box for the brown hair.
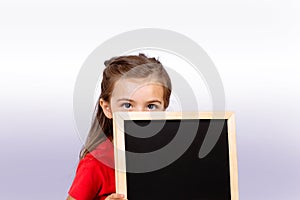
[80,53,172,159]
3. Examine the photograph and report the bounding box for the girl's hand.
[105,193,127,200]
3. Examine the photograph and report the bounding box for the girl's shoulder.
[82,138,115,169]
[69,138,116,199]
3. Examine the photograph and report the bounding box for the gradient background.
[0,0,299,199]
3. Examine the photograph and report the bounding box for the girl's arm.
[66,193,127,200]
[66,195,75,200]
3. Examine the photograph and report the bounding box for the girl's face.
[100,78,166,119]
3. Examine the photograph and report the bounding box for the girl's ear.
[99,98,112,119]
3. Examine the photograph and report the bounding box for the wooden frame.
[113,111,239,200]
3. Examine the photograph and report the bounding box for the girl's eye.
[122,103,132,109]
[147,104,157,110]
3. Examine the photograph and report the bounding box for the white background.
[0,0,299,199]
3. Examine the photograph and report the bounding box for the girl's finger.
[111,193,125,198]
[106,193,126,200]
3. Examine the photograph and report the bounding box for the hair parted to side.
[80,53,172,159]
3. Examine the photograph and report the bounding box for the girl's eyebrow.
[117,98,162,104]
[146,100,162,104]
[117,98,134,102]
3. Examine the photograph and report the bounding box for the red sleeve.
[68,157,104,200]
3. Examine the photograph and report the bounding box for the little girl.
[67,53,172,200]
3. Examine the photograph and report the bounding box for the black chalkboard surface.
[113,112,239,200]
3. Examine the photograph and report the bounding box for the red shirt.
[68,139,115,200]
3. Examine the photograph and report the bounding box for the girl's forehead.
[114,78,163,89]
[112,78,165,97]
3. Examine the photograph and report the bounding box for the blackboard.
[113,112,239,200]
